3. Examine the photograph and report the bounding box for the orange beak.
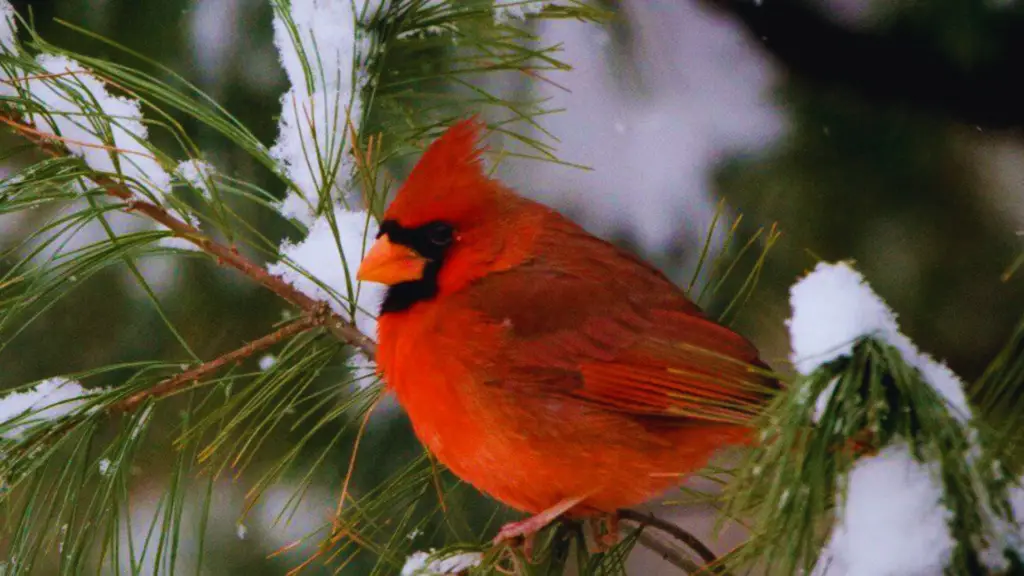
[357,236,428,285]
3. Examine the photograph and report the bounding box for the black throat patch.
[378,219,454,314]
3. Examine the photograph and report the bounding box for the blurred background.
[1,0,1022,573]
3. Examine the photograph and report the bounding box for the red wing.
[574,311,777,424]
[459,228,777,425]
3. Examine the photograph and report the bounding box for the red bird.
[357,119,776,546]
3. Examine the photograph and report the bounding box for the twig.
[618,509,728,575]
[116,182,374,358]
[635,532,702,574]
[332,395,380,528]
[120,191,376,358]
[113,314,326,412]
[0,115,159,159]
[0,107,377,361]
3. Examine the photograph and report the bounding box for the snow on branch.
[0,0,17,99]
[788,261,970,419]
[0,6,184,208]
[494,0,565,23]
[0,1,14,53]
[815,443,955,576]
[0,377,93,440]
[401,549,483,576]
[271,0,372,225]
[0,0,378,358]
[23,55,172,197]
[0,8,216,270]
[267,0,388,359]
[268,206,383,339]
[174,159,215,200]
[783,261,1018,575]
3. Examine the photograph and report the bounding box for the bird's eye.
[426,222,454,247]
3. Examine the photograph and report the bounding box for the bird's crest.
[384,118,504,227]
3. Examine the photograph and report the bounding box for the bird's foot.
[493,496,587,559]
[589,513,621,552]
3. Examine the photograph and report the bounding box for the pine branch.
[113,312,328,412]
[634,533,702,574]
[0,106,378,360]
[0,3,620,575]
[618,509,727,575]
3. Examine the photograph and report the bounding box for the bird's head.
[357,118,535,314]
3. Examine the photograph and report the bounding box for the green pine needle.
[723,338,1014,575]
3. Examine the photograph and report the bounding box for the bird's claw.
[589,513,621,552]
[492,496,587,560]
[493,520,539,559]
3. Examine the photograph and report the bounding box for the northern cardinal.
[357,119,776,547]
